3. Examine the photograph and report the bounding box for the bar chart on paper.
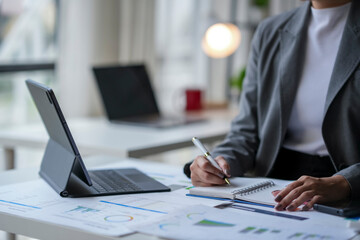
[239,226,281,234]
[194,219,235,227]
[65,206,137,224]
[237,226,337,239]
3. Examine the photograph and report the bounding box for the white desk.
[0,157,359,240]
[0,109,237,169]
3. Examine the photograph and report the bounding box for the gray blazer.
[211,1,360,200]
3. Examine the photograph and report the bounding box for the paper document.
[0,179,198,236]
[132,204,356,240]
[216,201,352,230]
[0,180,132,236]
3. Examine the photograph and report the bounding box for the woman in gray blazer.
[186,0,360,211]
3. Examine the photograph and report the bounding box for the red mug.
[185,89,202,111]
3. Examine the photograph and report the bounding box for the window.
[0,0,58,126]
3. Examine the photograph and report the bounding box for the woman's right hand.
[190,155,231,186]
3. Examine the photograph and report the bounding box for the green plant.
[252,0,269,8]
[230,67,246,92]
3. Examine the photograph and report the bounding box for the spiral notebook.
[189,177,291,206]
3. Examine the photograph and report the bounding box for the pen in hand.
[192,137,231,185]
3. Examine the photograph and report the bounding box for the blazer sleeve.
[210,23,266,177]
[335,163,360,200]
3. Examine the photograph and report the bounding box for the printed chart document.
[132,204,356,240]
[0,160,224,237]
[0,180,133,236]
[189,177,291,206]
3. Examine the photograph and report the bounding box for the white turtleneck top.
[283,2,351,156]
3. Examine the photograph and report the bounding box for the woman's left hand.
[274,175,351,211]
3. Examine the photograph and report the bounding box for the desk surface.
[0,157,181,240]
[0,157,359,240]
[0,109,236,158]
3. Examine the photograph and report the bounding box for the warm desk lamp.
[201,23,241,58]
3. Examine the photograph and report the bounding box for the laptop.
[92,64,204,128]
[26,79,170,198]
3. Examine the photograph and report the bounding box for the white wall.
[57,0,120,118]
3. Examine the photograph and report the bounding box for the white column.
[206,0,232,105]
[118,0,156,73]
[57,0,120,118]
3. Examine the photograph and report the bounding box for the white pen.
[192,137,230,185]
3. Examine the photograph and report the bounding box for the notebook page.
[189,177,290,204]
[234,178,291,206]
[188,178,257,199]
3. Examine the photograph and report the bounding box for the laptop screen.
[93,65,159,120]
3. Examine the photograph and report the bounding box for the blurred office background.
[0,0,305,167]
[0,0,303,126]
[0,0,303,168]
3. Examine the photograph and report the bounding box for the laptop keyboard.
[89,170,142,194]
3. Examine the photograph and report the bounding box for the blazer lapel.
[324,1,360,116]
[278,3,311,141]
